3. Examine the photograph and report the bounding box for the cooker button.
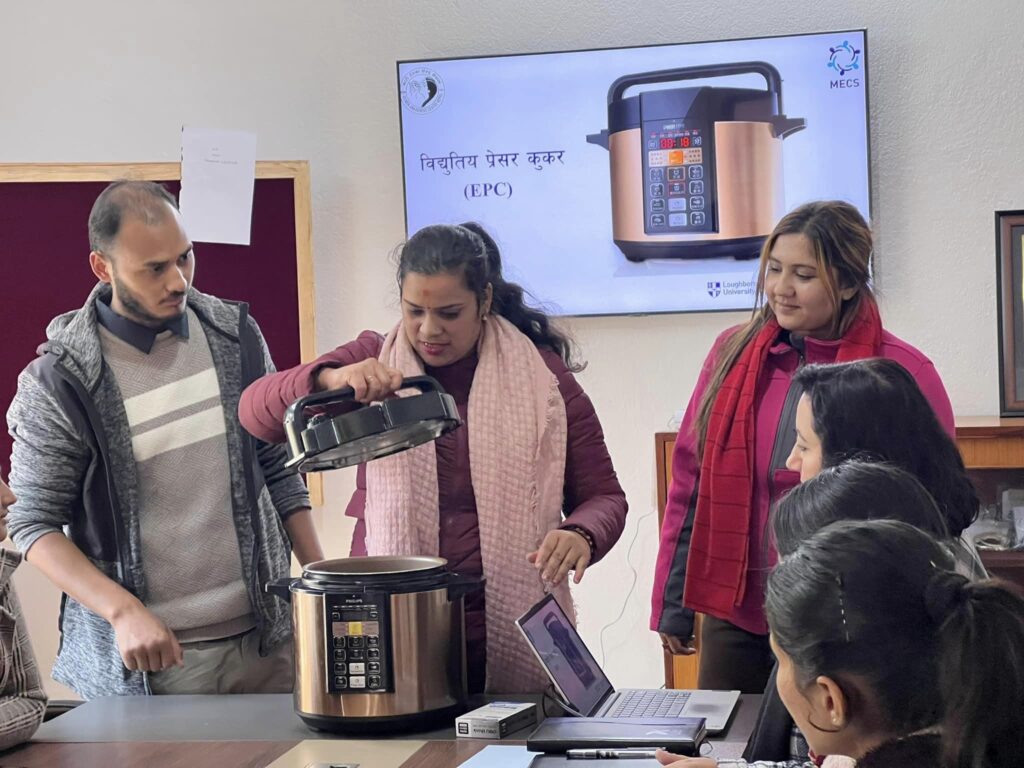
[333,637,346,648]
[334,676,348,689]
[693,135,702,147]
[691,212,706,226]
[368,662,381,673]
[689,180,704,195]
[366,636,379,647]
[350,636,364,648]
[647,150,668,167]
[690,196,705,211]
[367,648,381,660]
[650,214,666,228]
[368,676,382,689]
[349,649,365,661]
[667,150,684,166]
[350,676,366,689]
[669,167,684,181]
[334,662,348,674]
[668,213,688,227]
[331,611,341,621]
[649,183,664,198]
[688,165,703,180]
[333,649,347,661]
[668,198,687,212]
[649,168,664,183]
[650,199,665,213]
[349,662,366,675]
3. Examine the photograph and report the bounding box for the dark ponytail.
[396,223,583,371]
[931,575,1024,768]
[767,519,1024,768]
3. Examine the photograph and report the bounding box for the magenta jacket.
[651,327,955,640]
[240,331,628,691]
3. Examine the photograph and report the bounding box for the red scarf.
[684,298,883,617]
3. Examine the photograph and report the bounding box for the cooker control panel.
[643,119,714,235]
[325,594,391,694]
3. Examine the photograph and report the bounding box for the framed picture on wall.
[996,210,1024,415]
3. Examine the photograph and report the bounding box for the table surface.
[6,693,761,768]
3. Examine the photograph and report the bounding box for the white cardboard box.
[455,701,537,739]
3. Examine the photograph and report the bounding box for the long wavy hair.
[693,201,875,458]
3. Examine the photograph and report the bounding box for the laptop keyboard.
[606,689,692,718]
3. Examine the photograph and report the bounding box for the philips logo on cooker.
[828,40,861,89]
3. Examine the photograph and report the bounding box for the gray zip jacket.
[6,283,309,698]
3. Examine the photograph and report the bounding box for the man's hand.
[110,602,184,673]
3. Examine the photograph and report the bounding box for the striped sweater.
[98,310,254,641]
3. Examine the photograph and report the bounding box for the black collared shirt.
[95,297,190,354]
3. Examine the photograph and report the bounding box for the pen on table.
[565,748,663,759]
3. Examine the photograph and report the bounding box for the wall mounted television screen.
[397,29,869,316]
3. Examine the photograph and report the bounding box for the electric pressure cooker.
[586,61,806,261]
[268,556,484,733]
[272,378,475,732]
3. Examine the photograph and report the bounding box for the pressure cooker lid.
[283,375,461,473]
[301,555,452,590]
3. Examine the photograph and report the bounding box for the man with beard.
[6,181,323,698]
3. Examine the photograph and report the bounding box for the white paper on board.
[179,126,257,245]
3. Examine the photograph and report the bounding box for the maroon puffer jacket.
[239,330,628,692]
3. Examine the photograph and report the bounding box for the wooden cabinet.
[952,418,1024,589]
[655,431,700,690]
[655,419,1024,689]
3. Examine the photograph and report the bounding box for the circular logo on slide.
[401,67,445,114]
[828,40,861,76]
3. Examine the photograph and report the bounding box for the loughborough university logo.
[707,281,722,298]
[401,67,445,114]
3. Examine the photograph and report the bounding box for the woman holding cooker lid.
[651,200,955,694]
[240,222,627,694]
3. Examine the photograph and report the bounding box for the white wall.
[2,0,1021,699]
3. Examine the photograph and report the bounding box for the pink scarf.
[364,315,573,692]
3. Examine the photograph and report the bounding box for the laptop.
[515,593,740,733]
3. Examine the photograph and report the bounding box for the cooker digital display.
[643,120,713,235]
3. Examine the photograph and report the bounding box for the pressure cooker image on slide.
[269,377,482,732]
[587,61,806,262]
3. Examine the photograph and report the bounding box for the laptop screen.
[516,594,614,716]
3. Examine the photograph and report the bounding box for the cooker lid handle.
[397,375,445,395]
[609,61,784,108]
